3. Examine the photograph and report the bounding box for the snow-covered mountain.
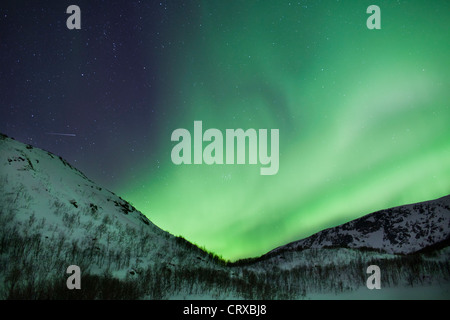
[0,133,223,298]
[265,195,450,257]
[0,133,164,237]
[1,132,449,299]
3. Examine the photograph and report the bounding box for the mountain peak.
[267,195,450,257]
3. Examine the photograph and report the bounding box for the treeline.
[2,218,449,300]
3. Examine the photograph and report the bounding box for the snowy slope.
[0,133,217,280]
[0,135,162,235]
[266,195,450,257]
[1,132,449,299]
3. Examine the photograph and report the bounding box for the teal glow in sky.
[120,1,450,261]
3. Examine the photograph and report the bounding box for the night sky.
[1,0,449,261]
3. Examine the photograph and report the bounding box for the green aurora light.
[120,1,450,261]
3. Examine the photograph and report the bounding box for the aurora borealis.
[1,1,449,261]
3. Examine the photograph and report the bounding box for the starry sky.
[1,0,449,261]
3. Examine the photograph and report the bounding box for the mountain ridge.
[0,133,222,273]
[1,132,449,299]
[2,132,449,262]
[263,194,450,259]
